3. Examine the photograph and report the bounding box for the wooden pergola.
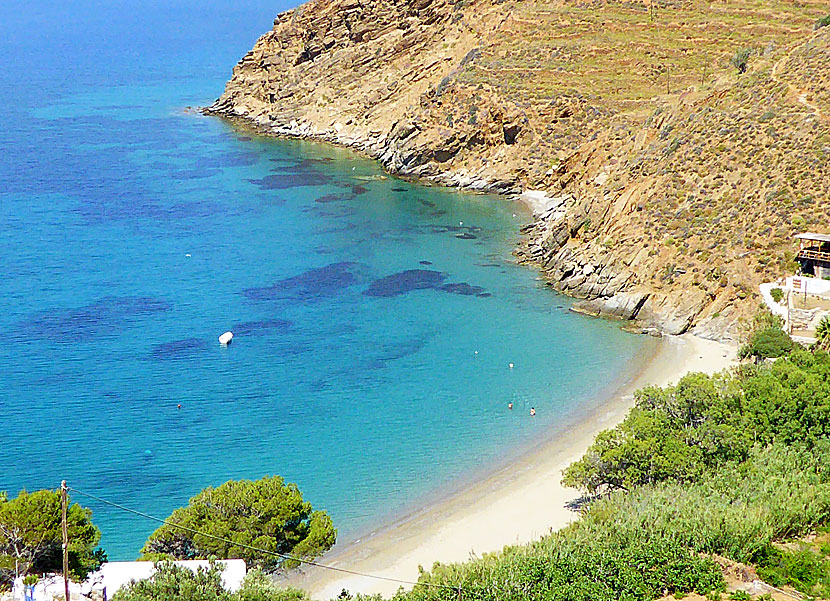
[795,233,830,278]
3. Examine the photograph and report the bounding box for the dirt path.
[770,40,826,121]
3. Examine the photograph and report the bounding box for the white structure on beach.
[11,560,246,601]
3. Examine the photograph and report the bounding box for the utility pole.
[61,480,69,601]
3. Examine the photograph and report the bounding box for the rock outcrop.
[207,0,830,341]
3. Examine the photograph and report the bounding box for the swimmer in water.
[530,407,536,417]
[177,404,182,410]
[508,402,513,410]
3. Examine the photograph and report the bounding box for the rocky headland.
[206,0,830,341]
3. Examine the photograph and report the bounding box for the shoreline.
[286,333,738,599]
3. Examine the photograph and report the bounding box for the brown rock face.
[207,0,830,341]
[207,0,528,191]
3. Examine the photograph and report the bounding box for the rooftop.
[795,232,830,243]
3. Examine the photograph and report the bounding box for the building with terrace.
[795,232,830,279]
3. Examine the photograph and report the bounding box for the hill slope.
[207,0,830,339]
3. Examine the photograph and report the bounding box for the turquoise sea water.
[0,0,653,559]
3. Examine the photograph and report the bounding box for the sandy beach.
[287,333,738,599]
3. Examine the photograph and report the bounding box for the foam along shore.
[286,334,738,600]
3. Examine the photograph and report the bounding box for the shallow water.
[0,0,653,559]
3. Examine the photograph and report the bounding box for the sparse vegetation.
[730,49,753,74]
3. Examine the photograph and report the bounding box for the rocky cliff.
[207,0,830,341]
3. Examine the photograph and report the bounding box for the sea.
[0,0,654,559]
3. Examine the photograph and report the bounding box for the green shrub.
[141,476,335,570]
[565,350,830,493]
[755,545,830,595]
[816,316,830,351]
[112,562,309,601]
[815,14,830,29]
[738,326,794,360]
[730,49,752,74]
[770,287,783,303]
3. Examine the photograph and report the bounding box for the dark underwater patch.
[169,168,222,180]
[298,157,335,166]
[364,270,447,297]
[249,172,331,190]
[351,184,369,195]
[392,187,408,192]
[440,283,491,297]
[315,193,347,204]
[430,224,484,234]
[151,338,209,360]
[194,151,261,169]
[455,232,477,240]
[231,319,292,337]
[21,296,171,343]
[419,260,433,266]
[242,262,362,302]
[370,337,429,366]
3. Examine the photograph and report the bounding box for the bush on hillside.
[730,48,752,73]
[770,287,783,303]
[140,476,335,570]
[815,14,830,29]
[563,349,830,493]
[398,531,723,601]
[816,315,830,351]
[738,326,794,360]
[738,308,793,360]
[754,544,830,597]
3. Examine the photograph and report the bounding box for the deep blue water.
[0,0,653,559]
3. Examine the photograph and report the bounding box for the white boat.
[218,331,233,345]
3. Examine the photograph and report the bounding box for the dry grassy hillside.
[208,0,830,339]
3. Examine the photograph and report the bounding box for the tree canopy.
[141,476,335,570]
[0,489,105,587]
[738,309,795,361]
[111,561,308,601]
[563,349,830,493]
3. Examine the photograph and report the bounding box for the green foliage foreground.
[0,489,105,587]
[563,350,830,493]
[112,561,308,601]
[141,476,335,570]
[385,349,830,601]
[398,441,830,601]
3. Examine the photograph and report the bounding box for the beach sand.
[288,333,738,599]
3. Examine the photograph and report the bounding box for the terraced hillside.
[208,0,830,339]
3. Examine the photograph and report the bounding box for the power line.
[67,485,461,594]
